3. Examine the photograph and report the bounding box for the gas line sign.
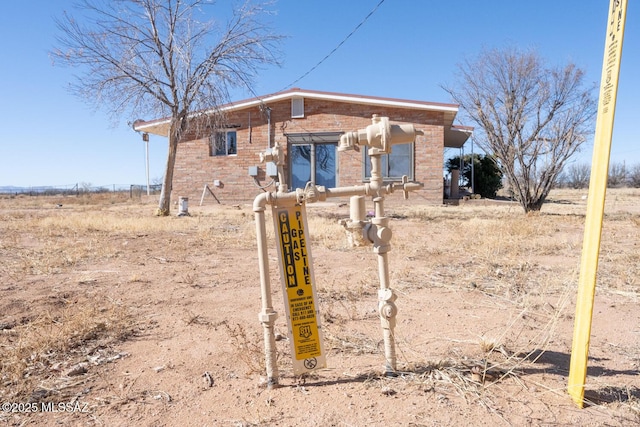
[273,202,326,375]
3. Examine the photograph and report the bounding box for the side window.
[291,97,304,118]
[363,142,413,181]
[226,131,237,155]
[210,131,237,156]
[287,132,341,190]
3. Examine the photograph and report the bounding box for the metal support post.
[366,147,398,375]
[254,194,279,387]
[370,186,398,374]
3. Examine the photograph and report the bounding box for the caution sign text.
[278,208,310,288]
[273,204,325,373]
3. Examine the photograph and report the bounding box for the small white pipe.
[253,192,279,387]
[323,185,369,199]
[145,138,150,196]
[377,245,391,288]
[267,107,271,149]
[370,153,398,375]
[383,326,396,374]
[377,250,397,374]
[350,195,365,222]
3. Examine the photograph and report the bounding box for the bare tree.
[443,47,597,212]
[565,163,591,189]
[52,0,283,215]
[629,164,640,188]
[607,162,627,188]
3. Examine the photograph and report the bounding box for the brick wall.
[171,99,446,204]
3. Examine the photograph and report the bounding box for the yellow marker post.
[568,0,627,407]
[273,203,326,375]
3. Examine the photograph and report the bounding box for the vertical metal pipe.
[373,196,397,375]
[145,137,150,196]
[310,144,316,186]
[374,195,385,218]
[369,151,383,189]
[266,107,272,149]
[471,136,475,195]
[254,200,279,387]
[350,195,365,222]
[377,251,390,290]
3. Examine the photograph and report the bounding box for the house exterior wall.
[171,98,446,204]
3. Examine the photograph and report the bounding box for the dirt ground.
[0,189,638,426]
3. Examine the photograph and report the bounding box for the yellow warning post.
[273,203,326,374]
[568,0,627,407]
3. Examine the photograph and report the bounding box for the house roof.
[133,88,471,148]
[446,125,474,149]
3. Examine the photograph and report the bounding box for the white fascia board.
[225,91,459,113]
[133,90,459,132]
[291,92,459,113]
[133,120,168,132]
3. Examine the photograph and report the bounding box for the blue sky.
[0,0,638,187]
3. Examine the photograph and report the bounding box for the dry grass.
[1,189,638,424]
[314,188,639,419]
[224,323,269,375]
[0,298,136,401]
[0,202,258,281]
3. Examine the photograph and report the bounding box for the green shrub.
[446,154,503,198]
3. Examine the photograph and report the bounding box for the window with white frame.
[363,142,414,181]
[291,97,304,118]
[287,132,340,190]
[210,130,237,156]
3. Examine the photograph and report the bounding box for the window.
[291,97,304,118]
[363,142,414,181]
[210,131,237,156]
[287,133,340,190]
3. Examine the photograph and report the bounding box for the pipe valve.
[258,142,287,192]
[339,115,424,154]
[367,223,392,253]
[259,141,284,165]
[378,288,398,327]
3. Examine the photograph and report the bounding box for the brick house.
[133,88,471,204]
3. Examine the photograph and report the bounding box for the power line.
[281,0,386,91]
[239,0,386,105]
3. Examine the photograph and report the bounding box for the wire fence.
[0,184,162,198]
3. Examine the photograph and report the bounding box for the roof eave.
[444,126,473,149]
[133,88,461,136]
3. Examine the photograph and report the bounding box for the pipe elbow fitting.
[253,192,270,211]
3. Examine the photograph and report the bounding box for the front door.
[288,133,339,190]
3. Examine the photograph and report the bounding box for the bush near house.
[446,154,503,198]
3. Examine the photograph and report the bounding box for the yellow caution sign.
[568,0,627,408]
[273,203,326,374]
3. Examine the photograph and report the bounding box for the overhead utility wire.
[240,0,385,104]
[281,0,386,91]
[238,0,387,140]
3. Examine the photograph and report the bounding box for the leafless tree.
[443,47,597,212]
[607,162,628,188]
[629,164,640,188]
[52,0,283,215]
[565,163,591,189]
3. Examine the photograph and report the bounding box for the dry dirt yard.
[0,188,639,426]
